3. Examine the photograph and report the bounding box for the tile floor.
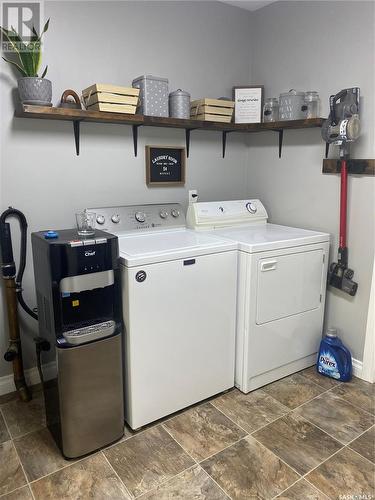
[0,368,374,499]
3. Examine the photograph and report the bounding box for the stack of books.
[190,98,234,123]
[82,84,140,114]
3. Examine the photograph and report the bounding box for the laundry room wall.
[246,1,375,364]
[0,1,253,380]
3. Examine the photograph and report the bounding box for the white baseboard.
[0,362,56,396]
[0,358,366,397]
[352,358,363,379]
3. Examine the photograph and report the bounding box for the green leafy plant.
[0,18,50,77]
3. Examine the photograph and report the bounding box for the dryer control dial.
[159,210,168,219]
[246,202,257,214]
[171,209,180,218]
[135,211,146,223]
[96,215,105,225]
[111,214,120,224]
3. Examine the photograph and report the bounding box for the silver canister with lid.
[279,89,307,120]
[132,75,169,117]
[169,89,190,119]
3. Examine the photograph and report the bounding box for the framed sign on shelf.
[146,145,186,186]
[233,86,264,124]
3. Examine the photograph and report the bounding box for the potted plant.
[0,19,51,106]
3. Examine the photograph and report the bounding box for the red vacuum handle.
[339,159,348,248]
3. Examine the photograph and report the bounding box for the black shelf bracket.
[132,124,141,157]
[279,129,284,158]
[185,128,197,158]
[222,131,227,158]
[222,130,234,158]
[277,129,284,158]
[270,129,284,158]
[73,120,80,156]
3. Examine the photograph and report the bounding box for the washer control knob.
[135,211,146,223]
[96,215,105,225]
[111,214,120,224]
[159,210,168,219]
[246,202,257,214]
[171,209,180,218]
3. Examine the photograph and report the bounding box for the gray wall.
[0,1,252,377]
[247,1,375,360]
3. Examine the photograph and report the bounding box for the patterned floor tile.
[1,393,45,438]
[349,425,375,463]
[0,411,10,444]
[104,425,194,497]
[277,479,328,499]
[331,378,375,415]
[306,447,375,499]
[0,486,34,499]
[14,427,70,481]
[201,436,299,499]
[31,453,129,499]
[140,465,229,499]
[163,402,246,461]
[0,385,42,407]
[0,441,27,496]
[299,366,341,390]
[212,388,288,433]
[262,374,325,409]
[253,412,342,475]
[295,391,374,444]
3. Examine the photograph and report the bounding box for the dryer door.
[256,249,323,325]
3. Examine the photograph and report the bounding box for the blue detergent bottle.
[317,328,352,382]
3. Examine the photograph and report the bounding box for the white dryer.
[187,199,330,393]
[90,203,237,429]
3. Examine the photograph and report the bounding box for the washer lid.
[213,223,330,253]
[119,229,237,266]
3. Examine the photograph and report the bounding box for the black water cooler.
[31,229,124,458]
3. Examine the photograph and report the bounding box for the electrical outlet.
[189,189,198,204]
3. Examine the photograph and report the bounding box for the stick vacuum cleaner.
[0,208,38,401]
[321,87,360,296]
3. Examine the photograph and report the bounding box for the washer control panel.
[88,203,185,234]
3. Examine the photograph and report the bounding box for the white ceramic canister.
[169,89,191,119]
[279,89,307,120]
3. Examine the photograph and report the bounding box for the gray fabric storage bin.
[132,75,169,117]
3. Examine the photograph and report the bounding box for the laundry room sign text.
[146,145,186,186]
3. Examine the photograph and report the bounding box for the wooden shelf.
[15,105,325,158]
[323,159,375,176]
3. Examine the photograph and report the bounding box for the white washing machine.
[89,203,237,429]
[187,199,330,393]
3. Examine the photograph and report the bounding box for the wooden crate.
[82,83,139,97]
[190,98,234,122]
[85,102,138,114]
[83,92,139,107]
[82,84,139,114]
[191,114,232,123]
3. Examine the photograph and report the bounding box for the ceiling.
[220,1,277,11]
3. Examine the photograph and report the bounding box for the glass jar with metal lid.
[304,91,320,119]
[263,98,279,122]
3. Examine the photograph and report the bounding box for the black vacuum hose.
[0,207,38,321]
